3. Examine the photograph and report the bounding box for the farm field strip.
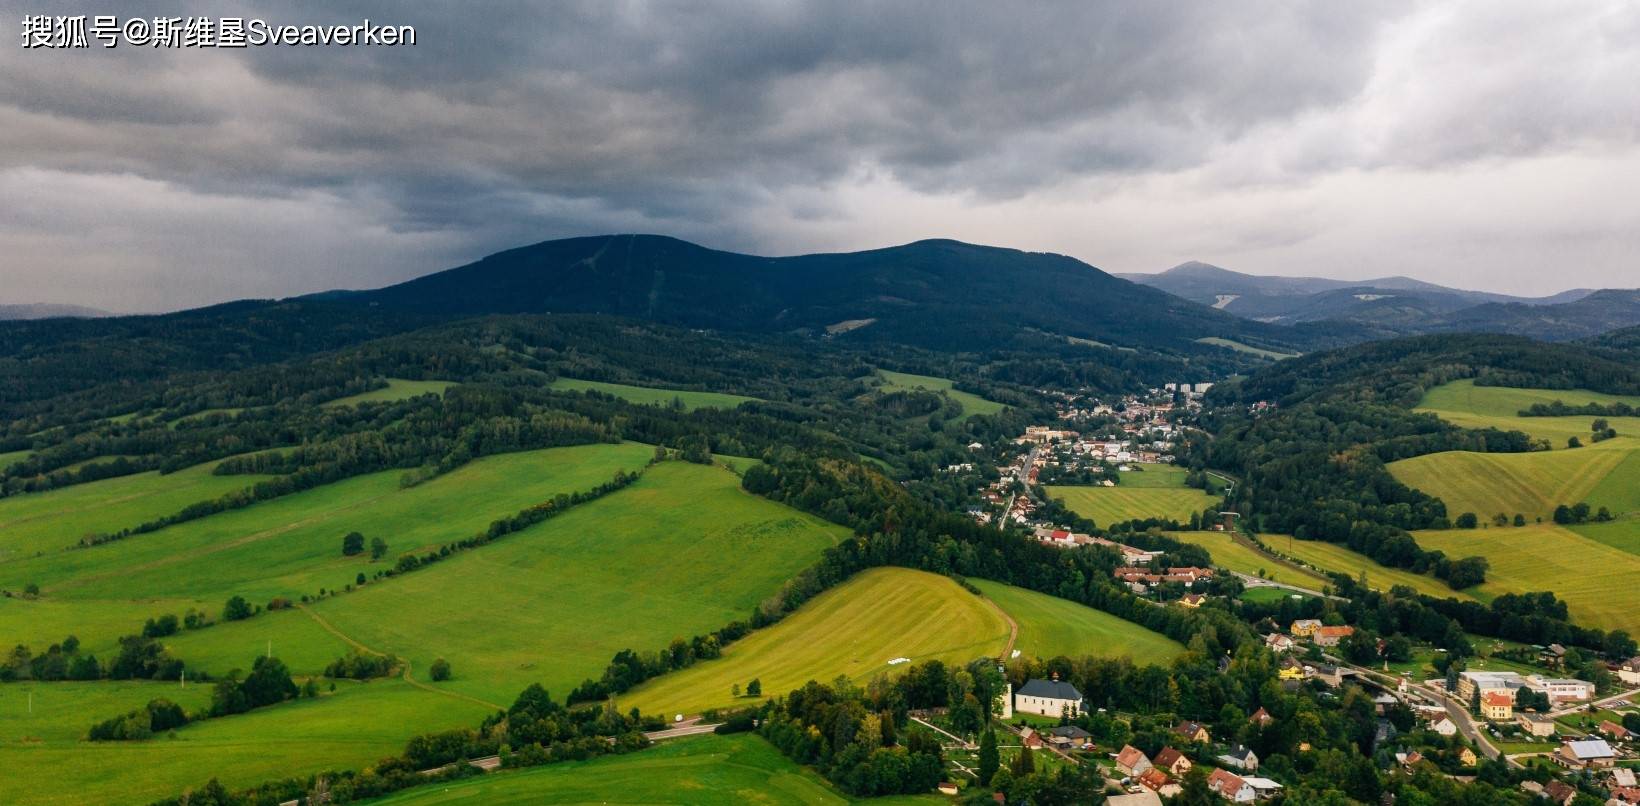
[548,377,758,410]
[876,370,1005,418]
[1046,484,1217,526]
[1267,535,1464,600]
[1388,446,1637,522]
[1168,531,1326,584]
[323,379,455,408]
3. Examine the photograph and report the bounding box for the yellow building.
[1481,691,1514,722]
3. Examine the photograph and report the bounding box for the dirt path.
[979,593,1020,659]
[297,604,504,711]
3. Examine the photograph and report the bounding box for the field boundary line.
[297,604,504,711]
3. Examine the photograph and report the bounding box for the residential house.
[1396,750,1425,768]
[1018,726,1044,749]
[1290,619,1322,638]
[1542,780,1578,806]
[1207,768,1255,803]
[1277,658,1305,681]
[1311,664,1350,688]
[937,782,960,796]
[1264,633,1296,653]
[1372,693,1398,715]
[1217,744,1260,771]
[1179,593,1207,608]
[1611,767,1638,789]
[1612,786,1640,805]
[1047,725,1093,750]
[1313,625,1355,647]
[1458,747,1478,767]
[1241,777,1284,801]
[1115,744,1152,777]
[1554,738,1616,769]
[1516,712,1556,738]
[1249,707,1274,727]
[1137,768,1180,798]
[1618,657,1640,686]
[1481,691,1514,721]
[1014,678,1085,718]
[1174,720,1211,744]
[1153,746,1192,776]
[1600,720,1633,742]
[1428,714,1458,737]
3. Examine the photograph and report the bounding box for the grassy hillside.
[0,458,273,563]
[1269,535,1462,600]
[877,370,1005,418]
[1195,337,1298,360]
[549,377,757,410]
[1415,380,1640,448]
[169,459,847,706]
[323,378,455,407]
[970,579,1183,663]
[624,568,1009,716]
[1046,482,1217,526]
[0,449,30,471]
[1169,531,1326,585]
[1414,524,1640,634]
[361,733,933,805]
[1389,445,1640,522]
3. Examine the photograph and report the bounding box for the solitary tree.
[1454,512,1478,529]
[369,536,389,561]
[732,683,741,697]
[222,595,253,621]
[429,658,452,681]
[746,678,762,697]
[341,532,365,556]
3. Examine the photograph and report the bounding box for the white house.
[1015,678,1085,718]
[1428,714,1459,737]
[1208,768,1255,803]
[1242,777,1285,801]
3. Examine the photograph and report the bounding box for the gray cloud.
[0,0,1636,311]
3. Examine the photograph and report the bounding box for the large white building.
[1015,678,1086,718]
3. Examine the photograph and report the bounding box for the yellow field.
[1389,446,1640,522]
[1414,524,1640,634]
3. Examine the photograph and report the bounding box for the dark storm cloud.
[0,0,1636,310]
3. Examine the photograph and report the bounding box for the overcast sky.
[2,1,1637,312]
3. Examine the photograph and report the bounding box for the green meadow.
[1414,379,1640,448]
[0,458,273,563]
[1269,535,1461,600]
[877,370,1006,419]
[1169,531,1326,585]
[1389,444,1640,523]
[625,568,1009,717]
[361,732,935,805]
[1414,523,1640,634]
[549,377,758,410]
[970,579,1183,663]
[1193,337,1298,360]
[323,379,456,408]
[0,449,31,472]
[1046,480,1217,527]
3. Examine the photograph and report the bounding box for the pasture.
[1415,380,1640,449]
[1268,535,1461,600]
[1414,523,1640,634]
[970,579,1183,663]
[548,377,757,410]
[0,458,272,563]
[1046,482,1217,527]
[1169,531,1326,585]
[1194,337,1298,360]
[361,733,930,805]
[1389,444,1640,522]
[323,379,455,408]
[624,568,1010,717]
[877,370,1006,419]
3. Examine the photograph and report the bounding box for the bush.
[429,658,452,681]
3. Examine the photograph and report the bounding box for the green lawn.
[971,579,1183,664]
[624,568,1009,717]
[549,378,757,411]
[362,732,934,805]
[876,370,1005,419]
[0,458,273,564]
[1415,380,1640,449]
[1046,484,1217,527]
[323,379,455,407]
[1389,444,1640,522]
[1240,587,1308,605]
[1415,523,1640,634]
[0,678,488,806]
[1168,531,1326,585]
[1113,463,1190,488]
[1194,337,1298,360]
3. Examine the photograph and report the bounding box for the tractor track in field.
[978,593,1019,659]
[297,604,504,711]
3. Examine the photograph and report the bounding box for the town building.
[1313,625,1355,647]
[1152,746,1192,776]
[1114,744,1152,777]
[1014,678,1085,718]
[1217,744,1260,771]
[1516,712,1556,738]
[1454,670,1526,703]
[1289,619,1322,638]
[1207,768,1255,803]
[1525,675,1595,703]
[1137,768,1180,797]
[1554,738,1616,770]
[1242,777,1284,800]
[1173,720,1210,743]
[1481,691,1513,721]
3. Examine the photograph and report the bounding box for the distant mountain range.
[1119,262,1631,340]
[0,303,109,320]
[320,235,1326,353]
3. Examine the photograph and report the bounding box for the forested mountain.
[322,235,1331,353]
[1122,261,1628,339]
[0,303,110,320]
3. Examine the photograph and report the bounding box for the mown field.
[877,370,1005,419]
[549,377,758,411]
[624,568,1010,717]
[361,732,936,805]
[0,458,273,563]
[1046,479,1216,526]
[970,579,1183,663]
[1414,379,1640,449]
[323,378,456,407]
[1389,444,1640,522]
[1267,535,1463,600]
[1193,337,1298,360]
[1169,531,1327,585]
[1414,523,1640,634]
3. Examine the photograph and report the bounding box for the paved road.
[1233,572,1342,601]
[1328,655,1514,767]
[645,718,722,741]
